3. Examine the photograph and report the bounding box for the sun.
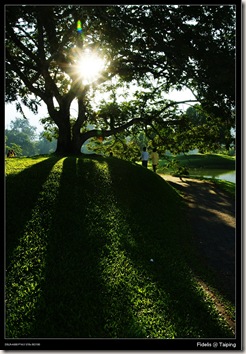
[77,51,105,85]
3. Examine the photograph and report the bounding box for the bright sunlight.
[77,50,105,85]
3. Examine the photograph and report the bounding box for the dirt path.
[160,175,236,304]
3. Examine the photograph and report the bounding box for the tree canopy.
[5,5,237,155]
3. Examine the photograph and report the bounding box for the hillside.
[5,155,234,340]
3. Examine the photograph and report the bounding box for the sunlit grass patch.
[5,156,49,176]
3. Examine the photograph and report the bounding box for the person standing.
[151,147,159,173]
[141,147,149,168]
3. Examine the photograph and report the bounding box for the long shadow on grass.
[30,157,120,337]
[31,156,147,338]
[26,156,233,339]
[6,157,66,338]
[105,158,234,338]
[5,156,61,267]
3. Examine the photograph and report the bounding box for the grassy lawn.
[5,155,235,339]
[209,179,236,197]
[157,153,235,174]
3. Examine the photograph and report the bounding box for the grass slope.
[157,153,235,174]
[5,156,234,339]
[174,154,235,169]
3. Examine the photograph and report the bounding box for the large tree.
[5,5,237,155]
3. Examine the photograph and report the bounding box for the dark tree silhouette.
[5,5,237,155]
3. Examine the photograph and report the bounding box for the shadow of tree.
[31,157,143,338]
[6,156,61,267]
[105,159,234,338]
[6,156,235,339]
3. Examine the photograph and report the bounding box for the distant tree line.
[5,118,56,156]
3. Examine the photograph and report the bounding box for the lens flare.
[77,20,82,34]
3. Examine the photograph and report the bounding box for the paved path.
[160,175,236,303]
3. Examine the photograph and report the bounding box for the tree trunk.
[71,118,85,155]
[54,108,74,155]
[56,129,73,155]
[56,133,87,155]
[54,110,88,156]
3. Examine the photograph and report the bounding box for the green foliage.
[5,119,39,156]
[87,134,141,162]
[5,155,235,339]
[6,143,22,157]
[5,118,57,156]
[5,5,237,155]
[145,104,235,155]
[168,160,190,178]
[39,117,59,141]
[36,134,57,155]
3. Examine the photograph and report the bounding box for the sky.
[5,102,48,134]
